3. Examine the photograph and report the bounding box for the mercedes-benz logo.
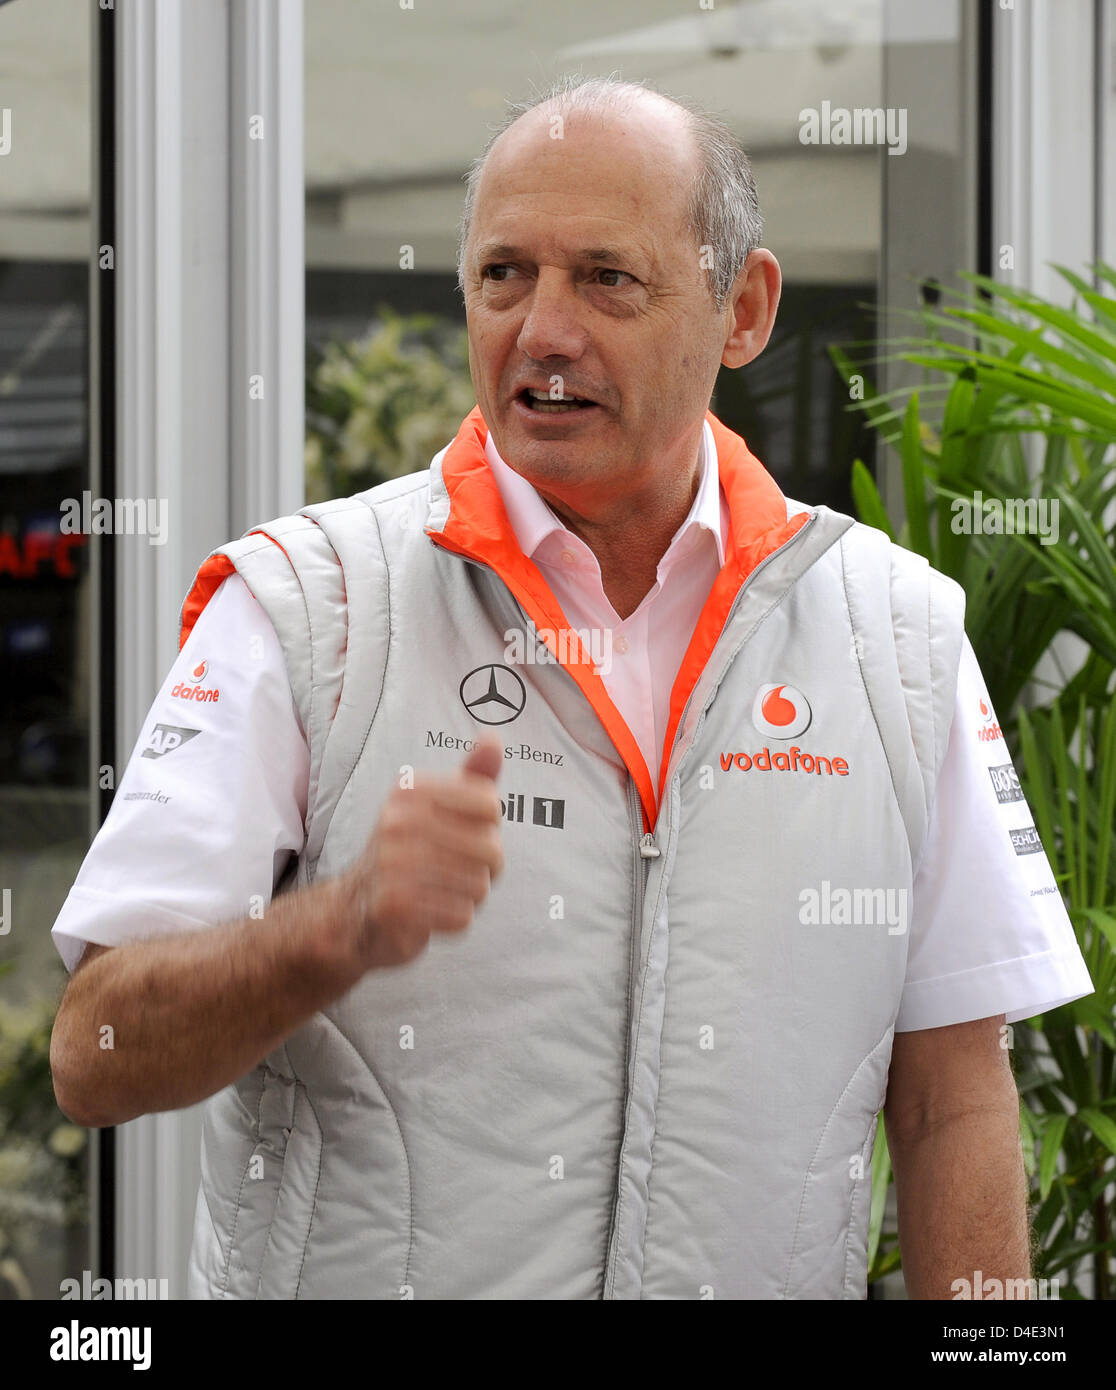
[460,664,527,725]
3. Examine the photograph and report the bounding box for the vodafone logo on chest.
[172,658,220,704]
[720,682,851,776]
[752,683,812,739]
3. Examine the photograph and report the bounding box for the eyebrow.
[473,243,637,269]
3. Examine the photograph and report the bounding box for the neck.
[541,446,704,620]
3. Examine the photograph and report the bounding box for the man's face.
[461,101,734,511]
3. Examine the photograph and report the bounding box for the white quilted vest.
[181,409,964,1299]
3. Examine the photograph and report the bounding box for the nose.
[515,267,589,363]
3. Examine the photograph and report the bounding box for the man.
[50,76,1092,1300]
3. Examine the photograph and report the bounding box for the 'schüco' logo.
[1010,824,1044,856]
[752,683,812,739]
[460,664,527,725]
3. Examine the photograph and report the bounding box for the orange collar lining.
[427,408,808,831]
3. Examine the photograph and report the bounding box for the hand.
[336,739,506,972]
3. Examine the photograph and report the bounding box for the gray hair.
[456,74,764,310]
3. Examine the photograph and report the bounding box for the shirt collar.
[483,420,726,569]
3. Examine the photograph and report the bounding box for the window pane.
[304,3,974,1300]
[302,2,935,507]
[0,0,93,1301]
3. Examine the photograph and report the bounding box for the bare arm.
[884,1013,1030,1299]
[50,741,504,1128]
[49,878,362,1128]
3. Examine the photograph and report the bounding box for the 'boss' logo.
[988,762,1023,803]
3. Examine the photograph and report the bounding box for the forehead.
[470,101,697,256]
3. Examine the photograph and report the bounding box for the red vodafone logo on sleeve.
[977,696,1003,743]
[752,682,812,739]
[172,658,220,704]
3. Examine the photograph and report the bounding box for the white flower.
[48,1124,87,1158]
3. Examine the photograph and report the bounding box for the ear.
[721,250,782,369]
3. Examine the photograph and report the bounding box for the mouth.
[514,386,601,416]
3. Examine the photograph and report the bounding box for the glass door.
[0,0,97,1301]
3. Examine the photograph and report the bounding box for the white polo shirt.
[50,437,1094,1033]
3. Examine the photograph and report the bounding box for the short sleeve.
[50,573,309,972]
[895,635,1094,1032]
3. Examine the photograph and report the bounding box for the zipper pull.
[638,832,660,859]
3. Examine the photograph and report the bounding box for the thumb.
[462,737,504,782]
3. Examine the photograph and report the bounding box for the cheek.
[466,328,503,382]
[471,313,517,358]
[647,348,705,398]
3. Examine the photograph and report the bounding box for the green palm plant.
[304,305,474,504]
[831,262,1116,1298]
[1016,698,1116,1297]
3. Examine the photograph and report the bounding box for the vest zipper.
[603,508,820,1296]
[601,778,655,1296]
[624,781,654,1069]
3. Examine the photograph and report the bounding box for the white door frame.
[991,0,1099,301]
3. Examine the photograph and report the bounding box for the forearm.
[888,1103,1031,1299]
[50,876,361,1127]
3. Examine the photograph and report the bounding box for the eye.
[481,264,515,282]
[595,268,635,288]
